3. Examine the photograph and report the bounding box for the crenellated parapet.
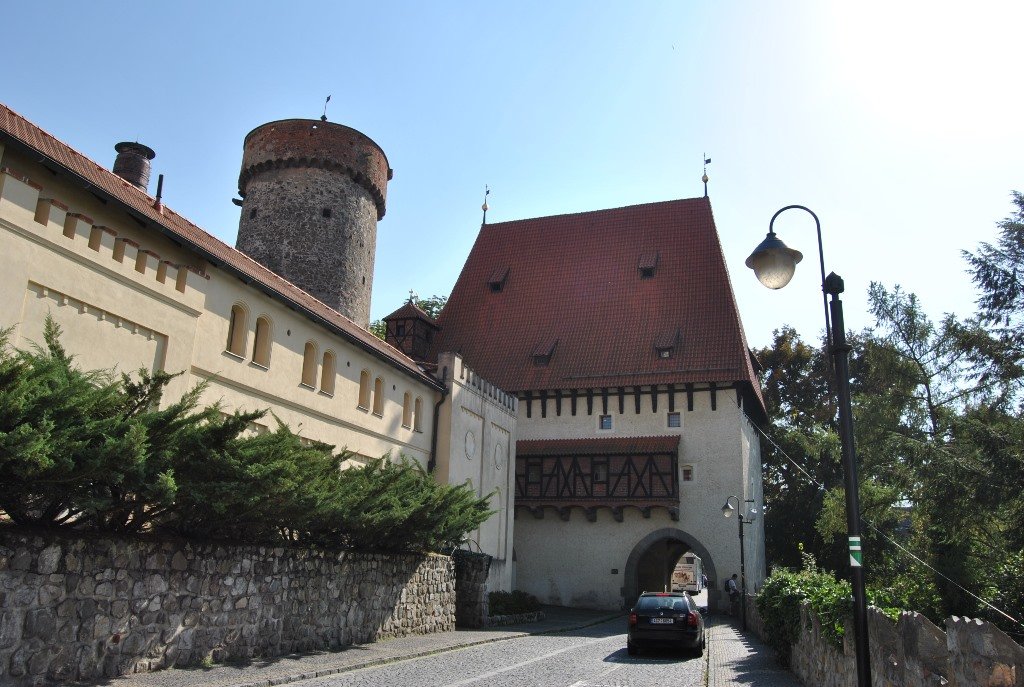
[0,166,208,307]
[445,352,518,414]
[238,119,391,219]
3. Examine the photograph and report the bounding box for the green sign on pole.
[849,535,862,567]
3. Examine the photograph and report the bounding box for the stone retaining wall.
[0,528,455,685]
[746,594,1024,686]
[452,549,491,628]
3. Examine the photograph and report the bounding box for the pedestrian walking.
[725,574,740,615]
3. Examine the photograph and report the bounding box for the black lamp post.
[721,495,757,631]
[745,205,872,687]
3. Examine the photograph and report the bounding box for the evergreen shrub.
[0,318,493,553]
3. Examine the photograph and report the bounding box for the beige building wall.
[0,151,438,467]
[435,353,518,592]
[514,386,765,610]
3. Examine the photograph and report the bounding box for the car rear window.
[636,595,688,611]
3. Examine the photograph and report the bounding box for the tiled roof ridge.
[0,101,431,385]
[484,196,707,228]
[0,102,163,202]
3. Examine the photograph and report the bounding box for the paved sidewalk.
[706,616,802,686]
[94,608,802,687]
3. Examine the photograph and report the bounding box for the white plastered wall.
[435,353,518,592]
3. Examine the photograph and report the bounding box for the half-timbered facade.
[428,199,768,610]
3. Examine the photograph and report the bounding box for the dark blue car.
[627,592,705,657]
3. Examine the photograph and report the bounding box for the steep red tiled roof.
[0,102,440,390]
[517,435,680,456]
[431,198,765,414]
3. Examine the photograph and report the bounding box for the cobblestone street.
[97,608,802,687]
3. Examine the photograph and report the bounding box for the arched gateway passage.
[622,527,720,611]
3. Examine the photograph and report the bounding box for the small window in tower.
[322,208,331,218]
[592,461,608,483]
[396,323,406,337]
[682,465,694,482]
[598,414,613,430]
[526,463,542,484]
[667,412,681,428]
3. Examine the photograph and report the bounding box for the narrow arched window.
[402,392,413,428]
[372,377,384,416]
[320,350,336,395]
[301,342,317,387]
[413,397,423,432]
[358,370,371,409]
[226,304,247,356]
[252,315,272,367]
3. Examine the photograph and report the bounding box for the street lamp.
[721,495,757,631]
[746,205,872,687]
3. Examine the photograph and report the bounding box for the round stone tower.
[235,119,392,328]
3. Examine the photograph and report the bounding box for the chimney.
[113,142,156,192]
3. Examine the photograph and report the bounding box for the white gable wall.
[513,386,765,610]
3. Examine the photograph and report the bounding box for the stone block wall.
[746,596,1024,686]
[452,549,491,628]
[0,528,455,685]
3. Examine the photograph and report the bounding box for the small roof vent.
[488,266,510,292]
[532,338,558,366]
[654,328,680,359]
[638,250,659,279]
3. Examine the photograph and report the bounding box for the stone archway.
[622,527,720,611]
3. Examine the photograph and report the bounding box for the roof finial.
[481,185,490,225]
[321,95,331,122]
[702,154,711,198]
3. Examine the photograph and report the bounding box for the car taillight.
[687,612,699,627]
[629,612,637,626]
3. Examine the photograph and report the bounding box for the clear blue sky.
[3,2,1021,348]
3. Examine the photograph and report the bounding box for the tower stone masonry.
[235,119,391,328]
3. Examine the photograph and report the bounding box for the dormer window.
[396,323,406,337]
[488,266,510,292]
[638,250,659,279]
[654,328,680,359]
[532,338,558,366]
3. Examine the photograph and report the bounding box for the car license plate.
[650,617,674,624]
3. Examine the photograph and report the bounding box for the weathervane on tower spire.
[321,95,331,122]
[702,154,711,198]
[482,185,490,226]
